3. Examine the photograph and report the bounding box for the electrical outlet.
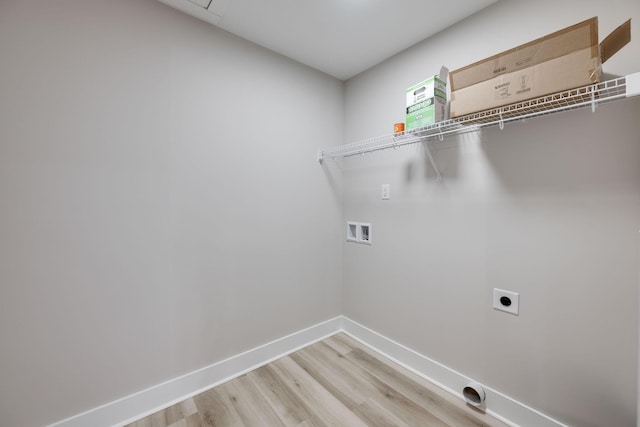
[493,288,519,315]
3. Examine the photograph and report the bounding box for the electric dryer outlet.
[493,288,519,315]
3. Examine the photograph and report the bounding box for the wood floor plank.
[167,413,202,427]
[293,345,367,404]
[217,374,286,426]
[193,387,245,427]
[127,333,510,427]
[333,333,508,427]
[356,399,413,427]
[290,349,387,425]
[348,346,487,427]
[127,415,152,427]
[293,343,449,427]
[291,343,424,425]
[270,356,369,427]
[246,364,325,427]
[149,410,169,427]
[162,398,198,425]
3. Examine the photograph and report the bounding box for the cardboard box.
[405,75,447,130]
[450,17,631,118]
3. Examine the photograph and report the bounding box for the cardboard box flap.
[450,17,598,92]
[600,19,631,63]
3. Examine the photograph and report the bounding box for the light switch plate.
[381,184,390,200]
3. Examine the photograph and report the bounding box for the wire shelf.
[318,73,639,164]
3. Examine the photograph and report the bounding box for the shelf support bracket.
[498,109,505,130]
[424,143,441,182]
[590,87,597,113]
[317,149,324,164]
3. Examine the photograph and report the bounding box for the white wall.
[0,1,344,426]
[343,1,640,426]
[3,0,640,426]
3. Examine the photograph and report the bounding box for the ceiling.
[158,0,498,80]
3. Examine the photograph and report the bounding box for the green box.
[406,76,447,130]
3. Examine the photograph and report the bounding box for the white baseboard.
[48,316,343,427]
[341,316,568,427]
[49,315,567,427]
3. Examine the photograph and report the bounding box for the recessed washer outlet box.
[493,288,519,315]
[359,223,372,245]
[346,222,358,242]
[346,222,372,244]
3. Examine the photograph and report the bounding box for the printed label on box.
[406,76,447,130]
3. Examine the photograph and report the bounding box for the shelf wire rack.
[318,73,640,172]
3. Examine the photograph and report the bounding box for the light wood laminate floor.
[127,333,508,427]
